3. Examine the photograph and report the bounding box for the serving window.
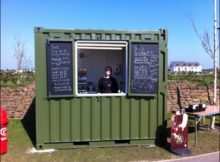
[75,41,128,97]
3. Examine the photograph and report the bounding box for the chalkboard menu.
[130,43,159,95]
[47,41,73,96]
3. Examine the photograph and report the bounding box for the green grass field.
[1,118,219,162]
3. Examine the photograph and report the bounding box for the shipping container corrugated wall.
[35,27,168,149]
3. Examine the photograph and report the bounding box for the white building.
[169,61,202,73]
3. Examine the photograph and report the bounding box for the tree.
[187,0,218,129]
[13,37,29,70]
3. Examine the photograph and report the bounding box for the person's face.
[105,70,111,76]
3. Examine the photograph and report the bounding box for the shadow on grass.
[155,121,172,153]
[188,125,195,134]
[21,98,36,147]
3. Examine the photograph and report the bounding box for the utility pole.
[213,0,217,105]
[211,0,218,129]
[219,0,220,52]
[218,0,220,65]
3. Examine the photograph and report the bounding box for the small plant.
[168,72,219,86]
[0,70,35,88]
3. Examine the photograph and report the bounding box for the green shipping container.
[35,27,168,149]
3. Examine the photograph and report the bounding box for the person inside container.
[98,66,118,93]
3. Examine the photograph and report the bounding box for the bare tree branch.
[13,37,29,70]
[202,30,214,58]
[186,12,214,59]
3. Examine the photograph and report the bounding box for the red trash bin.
[0,108,9,154]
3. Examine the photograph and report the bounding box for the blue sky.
[1,0,219,69]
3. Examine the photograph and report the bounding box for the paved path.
[159,151,220,162]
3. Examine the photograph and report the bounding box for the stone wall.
[0,84,35,119]
[0,82,219,118]
[167,81,220,111]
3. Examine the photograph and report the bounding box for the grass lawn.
[1,117,220,162]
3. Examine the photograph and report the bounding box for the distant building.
[169,61,202,73]
[202,68,214,74]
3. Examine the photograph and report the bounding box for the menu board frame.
[128,41,159,96]
[46,39,74,97]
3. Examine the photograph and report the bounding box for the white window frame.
[75,40,128,97]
